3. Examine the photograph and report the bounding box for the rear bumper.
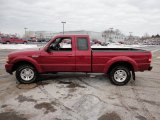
[137,63,152,72]
[5,63,13,74]
[148,66,152,71]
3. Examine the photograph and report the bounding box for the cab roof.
[53,34,89,38]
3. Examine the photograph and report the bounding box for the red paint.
[0,37,27,44]
[5,35,152,74]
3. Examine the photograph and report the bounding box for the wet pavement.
[0,47,160,120]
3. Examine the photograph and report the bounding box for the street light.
[61,21,66,34]
[109,28,113,31]
[109,28,113,42]
[129,32,132,36]
[24,28,28,40]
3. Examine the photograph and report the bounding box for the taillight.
[149,53,152,62]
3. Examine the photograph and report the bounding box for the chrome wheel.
[114,70,127,82]
[20,68,34,81]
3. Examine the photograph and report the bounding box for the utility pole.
[102,30,107,44]
[109,28,113,42]
[24,28,28,40]
[129,32,132,36]
[61,22,66,34]
[129,32,133,39]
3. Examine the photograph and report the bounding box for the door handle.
[67,54,74,57]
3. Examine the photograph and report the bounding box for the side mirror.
[46,47,52,53]
[46,44,56,52]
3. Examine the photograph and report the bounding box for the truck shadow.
[37,72,136,87]
[15,72,136,89]
[37,73,112,86]
[38,73,102,80]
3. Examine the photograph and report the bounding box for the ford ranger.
[5,35,152,85]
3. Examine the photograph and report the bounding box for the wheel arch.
[104,56,138,74]
[6,41,10,43]
[107,61,134,74]
[11,57,42,73]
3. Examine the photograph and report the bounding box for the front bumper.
[5,63,13,74]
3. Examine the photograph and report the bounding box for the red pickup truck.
[5,35,152,85]
[0,36,27,44]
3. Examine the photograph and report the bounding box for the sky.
[0,0,160,36]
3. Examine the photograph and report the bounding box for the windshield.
[41,38,56,50]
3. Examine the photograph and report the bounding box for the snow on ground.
[0,44,38,49]
[61,43,145,48]
[0,43,146,50]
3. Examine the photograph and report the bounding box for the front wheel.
[109,66,131,86]
[16,65,38,84]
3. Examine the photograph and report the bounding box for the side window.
[59,38,72,49]
[77,37,88,50]
[50,37,72,51]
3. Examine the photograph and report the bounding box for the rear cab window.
[77,37,89,50]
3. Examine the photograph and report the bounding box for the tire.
[16,65,38,84]
[109,66,131,86]
[23,42,27,44]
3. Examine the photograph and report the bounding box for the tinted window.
[77,38,88,50]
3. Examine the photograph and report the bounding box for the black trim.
[91,50,93,72]
[6,69,12,74]
[92,48,147,52]
[148,66,152,71]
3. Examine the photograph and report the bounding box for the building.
[26,30,126,43]
[60,30,104,41]
[26,30,104,41]
[102,29,126,43]
[26,31,57,40]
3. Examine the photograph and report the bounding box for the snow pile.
[0,43,145,50]
[61,43,144,49]
[91,43,143,48]
[0,44,38,49]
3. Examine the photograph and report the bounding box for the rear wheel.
[16,65,38,84]
[109,66,131,86]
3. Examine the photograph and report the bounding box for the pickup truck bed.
[92,48,151,73]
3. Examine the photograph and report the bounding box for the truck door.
[75,36,92,72]
[14,37,20,44]
[40,36,76,72]
[10,37,14,43]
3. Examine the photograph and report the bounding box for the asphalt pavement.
[0,46,160,120]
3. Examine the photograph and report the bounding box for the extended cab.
[5,35,152,85]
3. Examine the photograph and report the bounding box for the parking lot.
[0,46,160,120]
